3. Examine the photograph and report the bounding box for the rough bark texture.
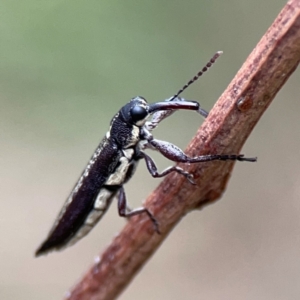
[66,1,300,299]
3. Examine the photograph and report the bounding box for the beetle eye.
[130,105,148,123]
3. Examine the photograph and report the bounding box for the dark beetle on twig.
[36,51,256,256]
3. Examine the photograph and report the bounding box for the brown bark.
[66,1,300,299]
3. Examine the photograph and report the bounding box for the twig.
[66,1,300,299]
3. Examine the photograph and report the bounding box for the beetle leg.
[117,186,160,233]
[141,127,256,163]
[140,151,195,184]
[148,138,257,163]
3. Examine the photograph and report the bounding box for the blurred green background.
[1,1,300,299]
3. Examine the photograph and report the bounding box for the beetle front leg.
[117,186,160,233]
[148,138,257,163]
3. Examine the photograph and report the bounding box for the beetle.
[35,52,256,256]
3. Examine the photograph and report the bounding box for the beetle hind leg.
[117,186,160,233]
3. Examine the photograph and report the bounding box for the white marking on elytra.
[65,188,115,248]
[85,209,104,226]
[106,157,131,185]
[69,224,92,245]
[106,147,136,186]
[94,188,113,210]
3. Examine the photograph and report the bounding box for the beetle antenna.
[169,51,223,101]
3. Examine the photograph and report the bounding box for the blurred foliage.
[1,1,284,141]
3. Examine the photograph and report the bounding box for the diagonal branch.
[65,1,300,299]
